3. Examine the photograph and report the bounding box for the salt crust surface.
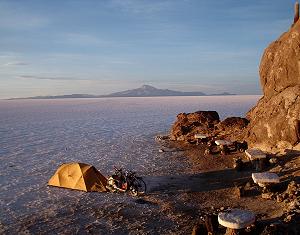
[0,96,259,233]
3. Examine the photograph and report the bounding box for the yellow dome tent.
[48,162,107,192]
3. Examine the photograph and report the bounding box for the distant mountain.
[20,94,97,99]
[9,85,235,99]
[106,85,207,97]
[210,92,235,96]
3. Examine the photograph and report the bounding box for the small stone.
[158,149,164,153]
[284,214,294,223]
[262,192,274,200]
[284,199,291,204]
[286,181,298,195]
[192,223,207,235]
[233,158,243,171]
[269,165,283,173]
[277,195,284,202]
[269,158,278,164]
[245,223,256,233]
[288,200,300,210]
[244,181,253,189]
[261,223,283,235]
[234,186,244,198]
[282,193,289,200]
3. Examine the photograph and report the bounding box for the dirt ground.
[143,140,300,234]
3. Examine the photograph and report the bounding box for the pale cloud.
[18,75,85,81]
[2,61,29,66]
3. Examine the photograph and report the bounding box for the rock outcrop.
[170,4,300,151]
[170,111,219,141]
[245,17,300,152]
[216,117,249,140]
[169,111,249,142]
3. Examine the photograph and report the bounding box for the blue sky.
[0,0,295,98]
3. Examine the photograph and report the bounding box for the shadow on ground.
[145,168,252,194]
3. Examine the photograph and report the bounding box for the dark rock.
[215,117,249,141]
[217,117,249,132]
[260,222,285,235]
[169,112,250,144]
[204,214,218,234]
[233,158,243,171]
[234,186,245,198]
[191,222,207,235]
[170,111,219,141]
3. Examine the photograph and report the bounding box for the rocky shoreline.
[154,137,300,234]
[156,8,300,233]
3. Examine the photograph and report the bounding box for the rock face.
[216,117,249,139]
[169,111,249,141]
[170,111,219,141]
[246,20,300,151]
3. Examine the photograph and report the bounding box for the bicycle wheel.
[136,178,147,194]
[130,178,147,196]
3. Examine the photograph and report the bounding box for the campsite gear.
[205,140,248,156]
[218,209,255,234]
[107,166,146,196]
[48,162,107,192]
[215,140,233,146]
[194,134,208,144]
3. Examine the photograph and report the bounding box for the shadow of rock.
[144,168,252,194]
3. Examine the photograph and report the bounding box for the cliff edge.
[245,13,300,152]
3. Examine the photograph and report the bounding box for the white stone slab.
[252,172,280,185]
[215,140,233,146]
[218,209,255,229]
[194,134,207,139]
[245,149,266,160]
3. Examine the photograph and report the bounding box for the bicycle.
[107,166,147,196]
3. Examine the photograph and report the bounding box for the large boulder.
[216,117,249,140]
[170,111,220,141]
[246,19,300,152]
[218,117,249,130]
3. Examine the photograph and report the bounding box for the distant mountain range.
[107,85,208,97]
[11,85,235,99]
